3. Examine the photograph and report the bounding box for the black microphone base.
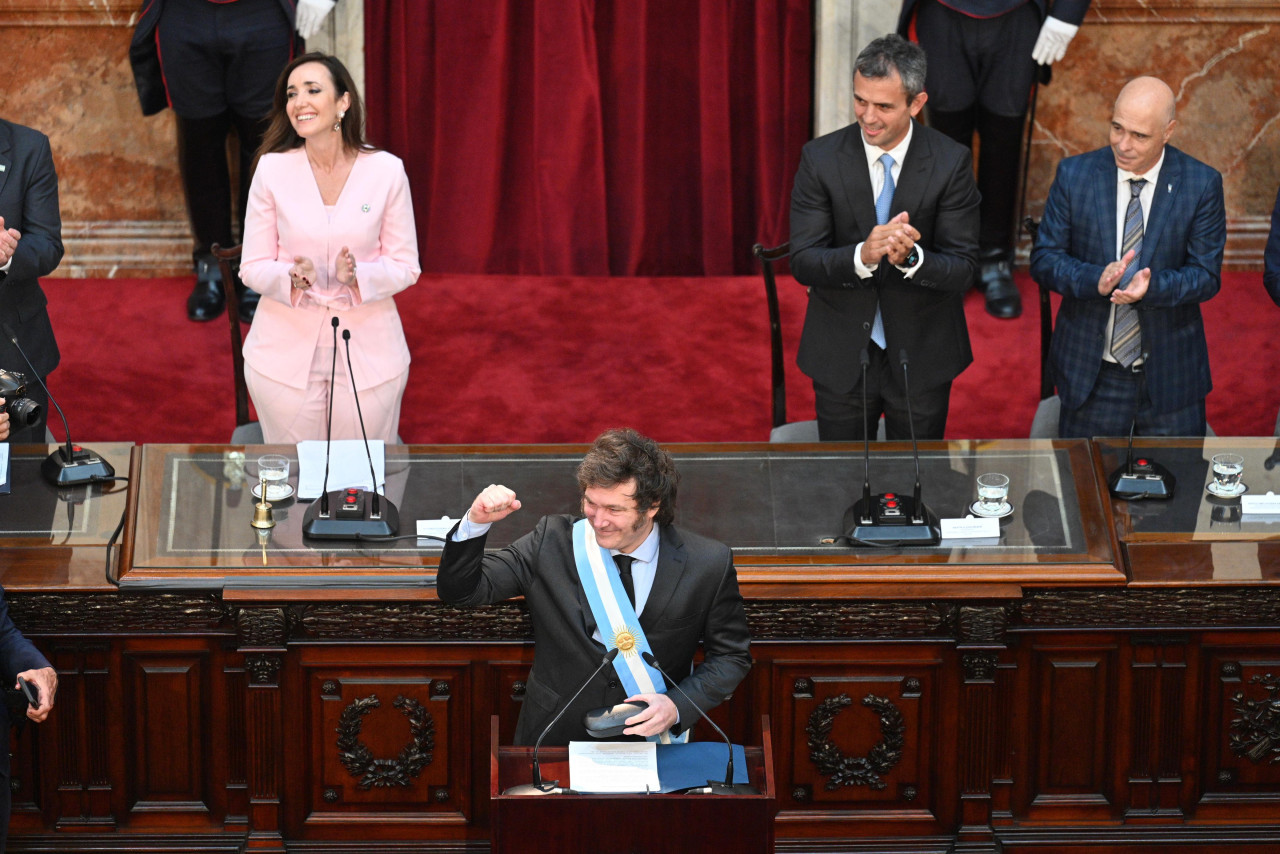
[302,490,400,539]
[1109,461,1176,501]
[42,446,115,486]
[844,495,941,547]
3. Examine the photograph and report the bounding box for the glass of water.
[1210,453,1245,496]
[975,472,1011,516]
[257,454,291,501]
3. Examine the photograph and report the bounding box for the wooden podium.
[490,716,776,854]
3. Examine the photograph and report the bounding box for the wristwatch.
[903,246,919,268]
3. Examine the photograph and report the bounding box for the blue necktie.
[869,153,894,349]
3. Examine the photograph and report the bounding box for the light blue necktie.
[869,153,894,349]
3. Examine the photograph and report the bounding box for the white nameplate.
[1241,492,1280,515]
[416,517,456,539]
[940,516,1000,539]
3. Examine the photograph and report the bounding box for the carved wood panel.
[1125,636,1192,819]
[121,642,219,827]
[290,647,471,841]
[1019,637,1119,822]
[772,645,952,835]
[1197,637,1280,821]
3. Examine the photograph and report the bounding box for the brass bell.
[251,475,276,529]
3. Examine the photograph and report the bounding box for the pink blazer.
[240,148,421,390]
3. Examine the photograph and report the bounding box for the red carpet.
[39,271,1278,445]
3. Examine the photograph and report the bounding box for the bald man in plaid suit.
[1030,77,1225,438]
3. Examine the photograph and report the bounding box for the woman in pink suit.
[240,53,420,444]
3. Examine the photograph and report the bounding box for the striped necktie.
[1110,178,1146,368]
[869,153,894,349]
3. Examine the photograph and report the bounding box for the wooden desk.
[4,440,1280,853]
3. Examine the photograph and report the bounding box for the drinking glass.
[257,454,291,501]
[976,472,1010,515]
[1210,453,1244,494]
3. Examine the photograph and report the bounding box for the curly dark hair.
[576,429,680,527]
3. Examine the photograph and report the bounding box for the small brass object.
[251,474,276,529]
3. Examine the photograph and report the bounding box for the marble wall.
[2,0,1275,276]
[0,0,361,278]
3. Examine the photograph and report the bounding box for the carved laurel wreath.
[806,693,905,791]
[336,694,435,789]
[1229,673,1280,765]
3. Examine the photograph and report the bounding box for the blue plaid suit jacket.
[1030,145,1225,414]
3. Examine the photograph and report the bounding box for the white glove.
[295,0,336,40]
[1031,16,1079,65]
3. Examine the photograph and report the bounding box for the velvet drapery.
[363,0,812,275]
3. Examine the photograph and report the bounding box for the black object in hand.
[16,677,38,708]
[583,701,649,738]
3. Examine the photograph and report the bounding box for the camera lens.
[7,397,41,427]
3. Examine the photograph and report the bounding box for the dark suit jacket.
[0,586,52,734]
[129,0,300,116]
[1264,185,1280,308]
[0,119,63,383]
[1029,145,1225,414]
[790,120,980,394]
[437,515,752,746]
[897,0,1091,32]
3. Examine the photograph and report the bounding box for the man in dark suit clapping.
[790,34,980,441]
[1030,77,1226,438]
[0,118,63,444]
[437,429,751,746]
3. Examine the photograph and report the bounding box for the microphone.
[1107,354,1174,500]
[503,647,620,796]
[843,349,940,546]
[303,325,400,538]
[640,651,757,795]
[2,322,114,486]
[859,348,873,509]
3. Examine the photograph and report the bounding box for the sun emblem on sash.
[612,626,639,656]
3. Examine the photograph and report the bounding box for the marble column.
[814,0,899,137]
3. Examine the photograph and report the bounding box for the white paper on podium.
[568,741,660,793]
[0,444,9,494]
[296,440,386,500]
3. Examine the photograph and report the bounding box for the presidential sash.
[572,518,679,744]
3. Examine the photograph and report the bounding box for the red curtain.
[364,0,812,275]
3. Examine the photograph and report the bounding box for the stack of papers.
[296,440,386,499]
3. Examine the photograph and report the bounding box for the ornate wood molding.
[335,695,435,791]
[806,694,906,792]
[746,600,956,640]
[1019,588,1280,628]
[1229,673,1280,764]
[8,593,227,634]
[297,603,533,641]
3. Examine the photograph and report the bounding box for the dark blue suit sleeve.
[6,132,63,283]
[1030,158,1110,301]
[1141,168,1223,309]
[1264,185,1280,308]
[0,588,51,685]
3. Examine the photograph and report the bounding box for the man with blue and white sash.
[437,428,752,745]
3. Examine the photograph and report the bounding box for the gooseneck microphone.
[843,348,939,546]
[303,323,400,538]
[503,647,621,796]
[2,322,114,486]
[1107,352,1174,500]
[640,651,758,795]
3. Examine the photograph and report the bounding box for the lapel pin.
[1167,184,1172,193]
[362,203,370,212]
[0,165,6,172]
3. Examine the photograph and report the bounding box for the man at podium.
[437,428,752,745]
